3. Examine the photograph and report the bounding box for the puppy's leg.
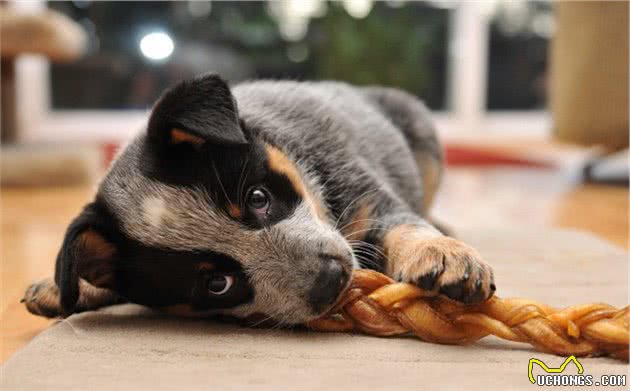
[345,206,495,303]
[23,278,123,318]
[361,86,442,215]
[384,218,495,303]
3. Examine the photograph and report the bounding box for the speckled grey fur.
[94,79,443,323]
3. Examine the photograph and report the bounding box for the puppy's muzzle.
[308,256,351,313]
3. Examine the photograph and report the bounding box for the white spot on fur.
[142,196,167,228]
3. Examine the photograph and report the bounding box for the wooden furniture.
[0,6,86,142]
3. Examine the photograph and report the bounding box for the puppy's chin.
[237,310,325,327]
[232,279,352,327]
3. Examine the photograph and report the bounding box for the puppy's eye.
[246,188,270,214]
[207,274,234,295]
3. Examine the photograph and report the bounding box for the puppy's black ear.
[54,202,118,315]
[147,73,247,148]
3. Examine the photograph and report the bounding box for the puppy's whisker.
[236,154,251,207]
[338,216,388,232]
[342,226,392,241]
[355,252,382,266]
[351,247,384,263]
[343,226,391,235]
[333,188,381,231]
[353,253,382,270]
[337,217,389,236]
[350,245,385,260]
[333,188,376,230]
[261,228,284,261]
[347,239,387,257]
[347,238,388,268]
[354,256,379,269]
[248,313,275,328]
[212,161,234,207]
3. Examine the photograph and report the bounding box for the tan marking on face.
[81,230,117,260]
[227,204,242,219]
[198,262,215,272]
[77,230,117,288]
[170,128,205,146]
[161,304,196,317]
[341,203,373,241]
[264,145,327,221]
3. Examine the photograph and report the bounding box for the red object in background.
[103,142,120,168]
[444,144,554,168]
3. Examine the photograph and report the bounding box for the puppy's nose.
[308,258,350,313]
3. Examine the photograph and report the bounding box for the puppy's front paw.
[395,237,495,304]
[22,278,63,318]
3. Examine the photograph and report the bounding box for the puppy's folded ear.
[147,73,247,148]
[54,202,118,315]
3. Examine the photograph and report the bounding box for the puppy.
[23,74,495,325]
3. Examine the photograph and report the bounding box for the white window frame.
[13,0,551,143]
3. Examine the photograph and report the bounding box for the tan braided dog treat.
[308,269,629,361]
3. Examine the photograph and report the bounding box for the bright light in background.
[267,0,327,42]
[139,32,174,61]
[343,0,373,19]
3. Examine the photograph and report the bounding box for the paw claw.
[391,236,494,305]
[466,286,487,304]
[462,263,472,282]
[418,266,441,290]
[440,283,465,302]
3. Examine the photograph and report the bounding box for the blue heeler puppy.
[24,74,495,325]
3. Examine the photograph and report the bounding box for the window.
[48,1,449,110]
[14,0,553,142]
[487,0,552,110]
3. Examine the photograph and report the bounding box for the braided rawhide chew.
[308,269,629,361]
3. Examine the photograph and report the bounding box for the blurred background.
[1,1,627,154]
[5,0,558,141]
[0,0,628,361]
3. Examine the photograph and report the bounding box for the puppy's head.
[55,74,354,324]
